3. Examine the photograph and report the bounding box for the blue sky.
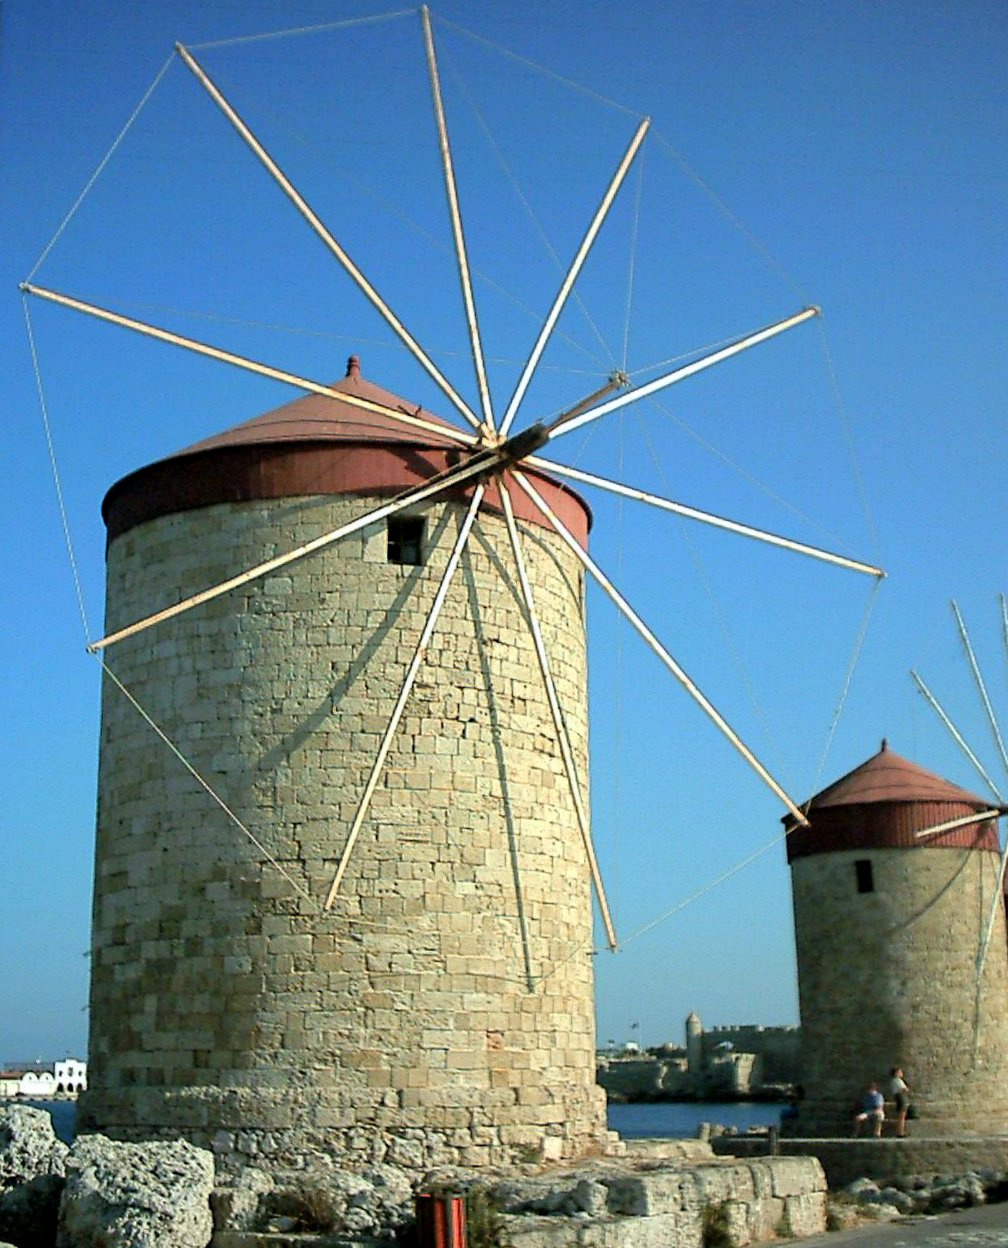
[2,0,1006,1062]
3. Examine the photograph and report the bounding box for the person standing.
[889,1067,911,1137]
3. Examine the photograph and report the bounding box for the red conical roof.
[102,359,591,545]
[174,366,464,457]
[784,740,1000,861]
[804,739,990,810]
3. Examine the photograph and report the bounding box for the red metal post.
[415,1193,468,1248]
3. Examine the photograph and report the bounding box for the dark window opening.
[387,516,425,566]
[854,858,874,894]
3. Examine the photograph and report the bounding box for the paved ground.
[799,1202,1008,1248]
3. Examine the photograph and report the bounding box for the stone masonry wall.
[701,1025,799,1084]
[789,846,1008,1136]
[79,491,608,1172]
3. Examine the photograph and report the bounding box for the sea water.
[22,1100,76,1144]
[608,1100,785,1139]
[23,1098,785,1147]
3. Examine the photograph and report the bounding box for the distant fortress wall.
[597,1014,799,1101]
[701,1025,799,1084]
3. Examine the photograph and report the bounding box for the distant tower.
[785,740,1008,1135]
[78,362,610,1172]
[685,1011,703,1074]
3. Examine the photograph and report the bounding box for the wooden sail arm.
[324,485,487,907]
[175,40,483,433]
[524,453,885,579]
[544,306,820,442]
[952,600,1008,780]
[20,283,477,448]
[498,116,651,438]
[421,6,495,434]
[512,468,812,828]
[498,476,618,950]
[910,670,1005,802]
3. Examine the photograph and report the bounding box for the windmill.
[22,9,884,1170]
[912,599,1008,1000]
[784,600,1008,1138]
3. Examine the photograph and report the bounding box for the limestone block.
[57,1134,214,1248]
[745,1195,786,1241]
[503,1211,701,1248]
[0,1105,68,1185]
[766,1156,826,1199]
[745,1162,774,1200]
[210,1166,274,1232]
[604,1170,697,1217]
[692,1162,756,1205]
[780,1192,828,1238]
[0,1173,66,1248]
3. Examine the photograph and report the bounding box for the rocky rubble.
[211,1162,415,1238]
[9,1099,1008,1248]
[0,1106,213,1248]
[0,1106,68,1248]
[830,1169,1008,1227]
[1,1103,832,1248]
[57,1134,214,1248]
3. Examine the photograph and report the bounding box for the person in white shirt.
[888,1067,911,1137]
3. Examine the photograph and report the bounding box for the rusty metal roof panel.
[786,800,1000,861]
[100,358,593,545]
[800,740,990,810]
[174,361,464,455]
[783,740,999,861]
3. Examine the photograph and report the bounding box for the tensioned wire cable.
[436,14,641,119]
[438,35,618,374]
[25,54,176,283]
[23,296,91,640]
[25,294,315,906]
[98,664,314,905]
[188,9,415,52]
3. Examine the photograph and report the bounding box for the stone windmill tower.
[784,740,1008,1136]
[28,10,886,1178]
[77,360,612,1172]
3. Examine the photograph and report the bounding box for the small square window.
[387,516,424,566]
[854,858,874,894]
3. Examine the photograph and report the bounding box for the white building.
[0,1060,87,1098]
[54,1059,87,1092]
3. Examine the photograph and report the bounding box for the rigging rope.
[25,53,176,283]
[620,830,789,950]
[439,38,614,372]
[634,412,783,760]
[99,662,315,905]
[188,10,414,51]
[620,150,645,374]
[23,297,92,641]
[639,389,869,556]
[78,297,604,377]
[806,575,884,798]
[436,15,642,119]
[27,294,316,905]
[651,130,812,308]
[815,316,885,568]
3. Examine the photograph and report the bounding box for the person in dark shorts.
[889,1067,911,1137]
